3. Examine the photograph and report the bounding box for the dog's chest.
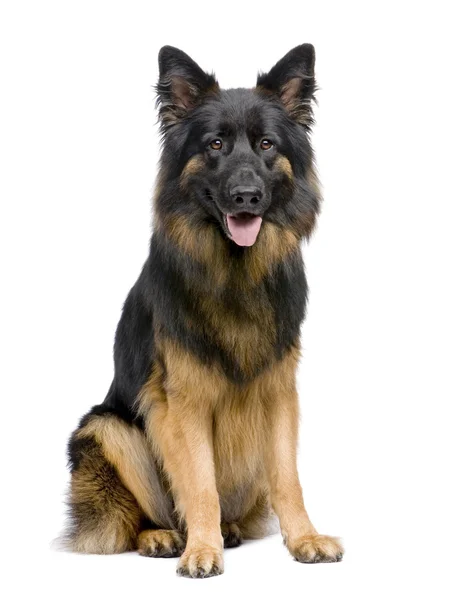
[198,283,277,379]
[210,377,272,496]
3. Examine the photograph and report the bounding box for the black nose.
[230,185,263,208]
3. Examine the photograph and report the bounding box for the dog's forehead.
[200,88,277,133]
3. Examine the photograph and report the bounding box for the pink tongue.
[226,214,263,246]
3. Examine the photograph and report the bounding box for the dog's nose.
[230,186,263,208]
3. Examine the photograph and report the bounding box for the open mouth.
[224,212,263,247]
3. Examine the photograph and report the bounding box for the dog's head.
[156,45,320,247]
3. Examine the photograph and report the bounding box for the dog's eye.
[210,139,223,150]
[260,139,273,150]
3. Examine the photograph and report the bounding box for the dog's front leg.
[266,381,344,563]
[150,392,223,578]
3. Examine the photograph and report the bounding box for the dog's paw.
[288,534,344,563]
[138,529,185,558]
[177,546,224,578]
[221,523,243,548]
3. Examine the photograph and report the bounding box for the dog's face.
[157,45,319,246]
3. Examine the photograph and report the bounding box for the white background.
[1,1,453,598]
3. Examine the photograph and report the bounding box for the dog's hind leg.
[66,410,176,554]
[137,529,186,557]
[220,489,273,548]
[221,523,242,548]
[66,430,140,553]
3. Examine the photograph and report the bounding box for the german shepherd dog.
[66,44,343,577]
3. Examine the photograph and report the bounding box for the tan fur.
[300,164,322,238]
[245,222,299,284]
[198,290,275,378]
[263,361,344,562]
[274,154,293,179]
[162,213,229,287]
[68,435,141,554]
[287,534,344,563]
[68,332,342,567]
[177,545,224,578]
[265,378,316,542]
[138,341,226,564]
[136,338,322,572]
[179,155,205,190]
[137,337,292,497]
[236,489,275,538]
[138,529,185,557]
[162,211,300,292]
[76,415,175,528]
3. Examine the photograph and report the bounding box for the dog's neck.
[155,211,303,289]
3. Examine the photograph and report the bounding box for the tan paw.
[288,534,344,563]
[177,546,224,578]
[138,529,185,558]
[221,523,243,548]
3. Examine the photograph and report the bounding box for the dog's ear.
[156,46,219,130]
[256,44,316,128]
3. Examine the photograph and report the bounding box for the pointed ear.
[256,44,316,128]
[156,46,219,129]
